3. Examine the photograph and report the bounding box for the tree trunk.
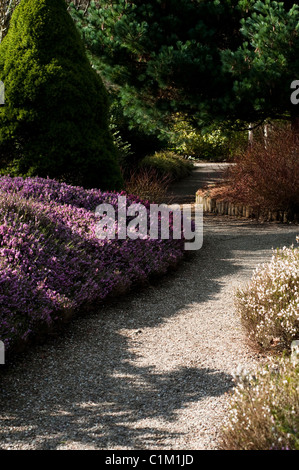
[0,0,19,42]
[263,122,269,149]
[248,123,254,146]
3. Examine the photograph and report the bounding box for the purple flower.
[0,176,187,353]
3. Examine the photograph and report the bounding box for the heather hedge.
[221,359,299,450]
[0,176,186,356]
[235,240,299,352]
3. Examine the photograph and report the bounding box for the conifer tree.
[71,0,247,134]
[0,0,123,190]
[222,0,299,130]
[72,0,299,134]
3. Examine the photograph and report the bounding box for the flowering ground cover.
[235,239,299,352]
[220,239,299,450]
[0,176,186,355]
[221,358,299,450]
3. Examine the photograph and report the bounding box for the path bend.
[0,165,298,450]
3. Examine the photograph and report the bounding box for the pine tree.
[71,0,245,135]
[72,0,299,134]
[221,0,299,128]
[0,0,123,190]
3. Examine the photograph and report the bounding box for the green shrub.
[0,0,123,190]
[235,239,299,352]
[220,359,299,450]
[105,98,169,174]
[167,114,247,161]
[139,151,193,182]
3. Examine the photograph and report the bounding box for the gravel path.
[0,166,298,450]
[167,162,231,204]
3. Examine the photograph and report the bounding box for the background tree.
[72,0,246,135]
[0,0,123,189]
[2,1,298,157]
[0,0,18,41]
[221,0,299,131]
[72,0,299,137]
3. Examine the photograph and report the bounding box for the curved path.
[0,166,298,450]
[167,162,231,204]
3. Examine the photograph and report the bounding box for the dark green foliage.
[0,0,123,190]
[71,0,245,135]
[108,99,168,171]
[221,1,299,126]
[72,0,299,134]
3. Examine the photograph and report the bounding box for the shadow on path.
[0,165,298,450]
[167,163,230,204]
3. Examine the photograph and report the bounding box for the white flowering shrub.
[220,359,299,450]
[236,238,299,351]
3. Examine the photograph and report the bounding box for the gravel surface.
[0,166,298,450]
[166,162,231,204]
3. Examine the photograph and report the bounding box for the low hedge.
[0,176,187,356]
[220,239,299,450]
[236,240,299,352]
[139,151,193,181]
[220,359,299,450]
[225,126,299,214]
